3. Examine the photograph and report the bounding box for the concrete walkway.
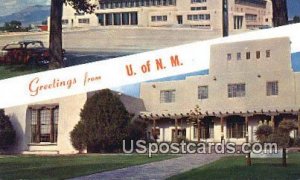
[71,153,225,180]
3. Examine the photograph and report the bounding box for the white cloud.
[0,0,50,16]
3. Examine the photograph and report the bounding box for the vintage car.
[0,40,65,66]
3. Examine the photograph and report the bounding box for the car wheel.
[28,58,37,67]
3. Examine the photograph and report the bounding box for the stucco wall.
[5,94,87,154]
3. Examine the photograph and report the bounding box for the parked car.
[0,40,66,66]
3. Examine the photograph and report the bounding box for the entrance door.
[177,15,183,24]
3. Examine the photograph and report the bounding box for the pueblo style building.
[61,0,273,32]
[4,37,300,154]
[140,37,300,144]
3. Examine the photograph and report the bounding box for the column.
[245,116,251,166]
[103,14,106,26]
[175,118,178,142]
[129,12,131,25]
[153,119,156,139]
[298,114,300,136]
[197,119,201,142]
[270,115,275,130]
[221,116,224,141]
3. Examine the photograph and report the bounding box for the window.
[198,86,208,99]
[246,52,251,59]
[172,129,186,141]
[78,18,90,24]
[151,15,167,22]
[227,53,232,61]
[256,51,260,59]
[194,121,214,139]
[227,118,246,138]
[30,106,59,143]
[62,19,69,25]
[160,90,175,103]
[266,50,271,58]
[191,6,207,11]
[191,0,207,3]
[237,52,241,60]
[228,83,246,98]
[266,81,278,96]
[187,14,210,21]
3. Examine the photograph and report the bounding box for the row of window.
[78,18,90,24]
[191,0,207,3]
[191,6,207,11]
[151,15,168,22]
[99,0,176,9]
[227,50,271,61]
[187,14,210,21]
[160,81,279,103]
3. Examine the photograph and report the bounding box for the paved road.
[71,153,225,180]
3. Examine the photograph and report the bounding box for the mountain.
[288,0,300,18]
[0,5,50,26]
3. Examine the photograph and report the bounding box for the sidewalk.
[71,153,225,180]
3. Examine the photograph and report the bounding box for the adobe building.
[4,92,145,154]
[61,0,273,32]
[140,37,300,144]
[4,37,300,154]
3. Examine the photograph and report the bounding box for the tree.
[255,124,273,143]
[4,21,22,32]
[73,89,133,153]
[48,0,96,69]
[0,109,16,150]
[271,0,288,27]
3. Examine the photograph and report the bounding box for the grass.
[169,153,300,180]
[0,65,46,80]
[0,154,175,179]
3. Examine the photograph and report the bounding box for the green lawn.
[169,153,300,180]
[0,154,175,179]
[0,65,46,80]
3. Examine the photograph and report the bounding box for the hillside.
[0,5,50,26]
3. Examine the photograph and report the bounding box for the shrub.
[0,109,16,150]
[70,121,86,153]
[72,89,136,153]
[278,119,297,134]
[255,124,273,143]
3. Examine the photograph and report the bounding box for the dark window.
[266,50,271,58]
[30,106,59,143]
[198,86,208,99]
[160,90,175,103]
[266,81,278,96]
[228,83,246,98]
[227,118,246,138]
[246,52,251,59]
[256,51,260,59]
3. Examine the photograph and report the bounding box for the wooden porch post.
[153,119,156,140]
[175,118,178,142]
[245,116,251,166]
[197,119,201,143]
[298,114,300,136]
[270,115,275,130]
[221,116,224,141]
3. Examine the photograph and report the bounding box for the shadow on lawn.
[2,65,47,72]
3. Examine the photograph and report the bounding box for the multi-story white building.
[140,37,300,144]
[61,0,273,32]
[4,37,300,154]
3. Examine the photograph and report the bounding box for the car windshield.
[4,43,22,50]
[26,42,44,49]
